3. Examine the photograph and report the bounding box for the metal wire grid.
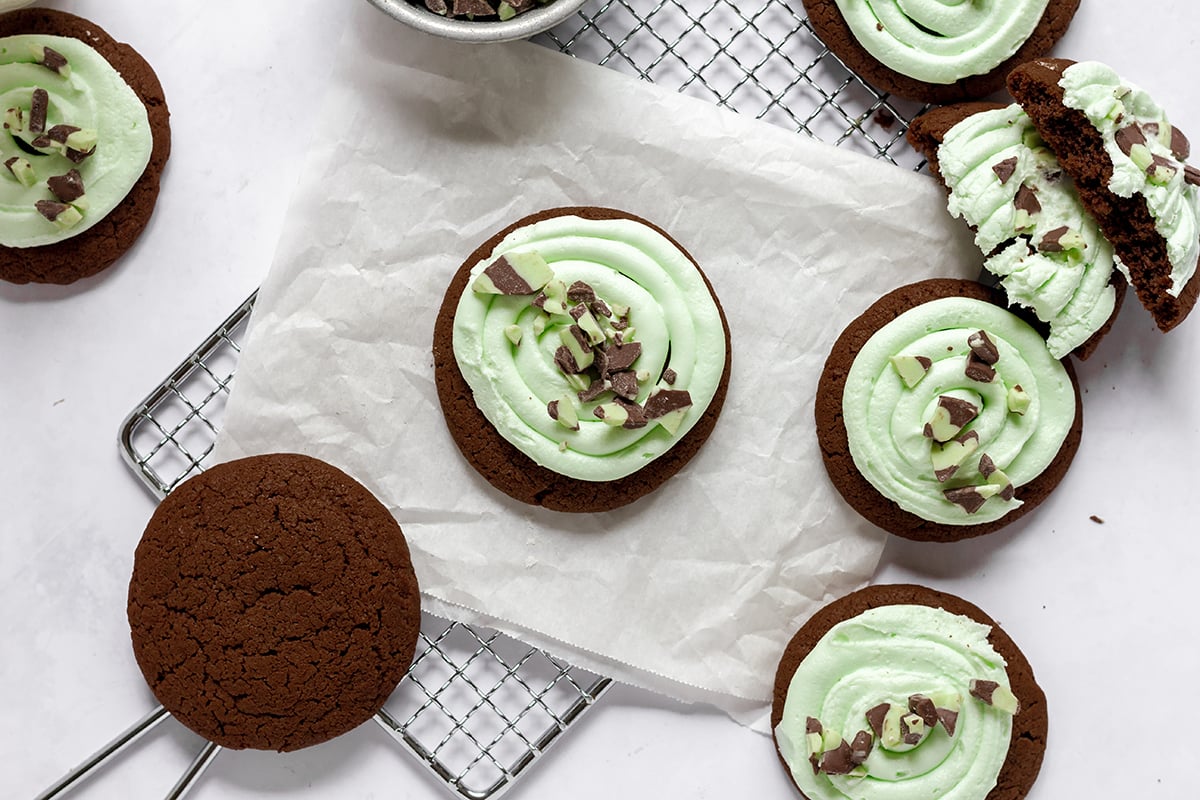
[107,2,926,798]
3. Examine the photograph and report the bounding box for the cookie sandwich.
[127,454,421,752]
[772,584,1047,800]
[907,102,1125,360]
[802,0,1078,103]
[0,8,170,285]
[433,207,731,513]
[816,279,1081,542]
[1008,59,1200,332]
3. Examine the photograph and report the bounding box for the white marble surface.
[2,1,1198,798]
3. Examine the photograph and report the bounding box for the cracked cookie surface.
[127,453,420,751]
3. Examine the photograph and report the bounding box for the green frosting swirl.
[0,34,152,247]
[1059,61,1200,297]
[775,604,1014,800]
[452,215,726,482]
[842,296,1074,525]
[938,104,1118,357]
[832,0,1049,84]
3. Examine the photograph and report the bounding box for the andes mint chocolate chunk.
[554,345,586,375]
[908,694,938,728]
[425,0,449,14]
[547,396,580,431]
[1147,155,1178,186]
[979,455,1015,501]
[45,124,79,145]
[967,330,999,365]
[609,370,639,400]
[472,251,554,295]
[36,46,70,77]
[1013,184,1041,215]
[570,304,606,345]
[4,156,36,188]
[805,717,824,773]
[47,168,85,204]
[1038,225,1085,254]
[597,340,641,376]
[944,485,988,514]
[969,679,1020,714]
[991,157,1018,185]
[848,730,873,765]
[923,395,979,442]
[900,713,925,745]
[643,388,692,419]
[1114,124,1147,156]
[864,703,889,737]
[662,367,677,385]
[35,199,81,229]
[965,353,996,383]
[29,87,48,134]
[930,431,980,482]
[566,280,596,304]
[590,298,612,318]
[890,354,932,388]
[1185,164,1200,187]
[577,378,608,404]
[1170,126,1190,161]
[614,397,648,429]
[4,106,23,132]
[559,325,594,372]
[937,708,959,737]
[978,453,997,478]
[1007,384,1031,415]
[819,740,856,775]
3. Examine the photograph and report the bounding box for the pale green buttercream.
[775,604,1014,800]
[452,215,725,482]
[938,104,1118,357]
[842,296,1074,525]
[1059,61,1200,297]
[0,34,152,247]
[832,0,1049,84]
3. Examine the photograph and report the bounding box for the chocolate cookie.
[127,454,421,752]
[772,584,1047,800]
[816,279,1082,542]
[906,101,1127,361]
[433,206,731,513]
[803,0,1079,103]
[1008,58,1200,332]
[0,9,170,285]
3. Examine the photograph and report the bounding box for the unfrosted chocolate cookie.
[803,0,1079,103]
[433,206,731,513]
[1008,58,1200,332]
[816,279,1082,542]
[0,9,170,285]
[127,453,421,752]
[906,101,1127,361]
[772,584,1047,800]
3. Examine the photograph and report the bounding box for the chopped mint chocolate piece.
[966,330,999,365]
[609,370,639,400]
[1007,384,1031,415]
[848,730,873,765]
[1170,126,1190,161]
[29,88,48,134]
[453,0,495,15]
[969,679,1020,714]
[503,324,522,346]
[577,378,608,404]
[923,395,979,442]
[881,704,924,750]
[943,485,989,514]
[805,717,823,774]
[424,0,449,14]
[1128,142,1154,171]
[908,694,938,728]
[532,313,549,336]
[497,1,517,19]
[554,345,585,375]
[662,367,677,385]
[563,372,590,393]
[596,340,641,376]
[643,388,692,419]
[937,707,959,737]
[547,395,580,431]
[472,251,553,295]
[557,326,594,372]
[1185,164,1200,187]
[4,106,23,133]
[64,128,97,153]
[1115,124,1147,156]
[47,168,85,204]
[865,702,889,737]
[570,303,606,345]
[890,354,932,388]
[819,740,855,775]
[930,430,980,483]
[991,157,1018,185]
[566,280,596,304]
[1038,225,1086,254]
[593,402,627,427]
[978,454,1015,501]
[1013,184,1041,216]
[901,713,925,745]
[35,46,70,77]
[590,298,612,318]
[615,397,648,429]
[35,199,81,229]
[1147,155,1178,186]
[965,352,996,383]
[4,156,36,188]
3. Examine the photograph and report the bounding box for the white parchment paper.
[214,6,980,729]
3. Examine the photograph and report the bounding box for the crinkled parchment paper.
[215,5,979,729]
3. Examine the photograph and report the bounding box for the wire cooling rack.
[98,2,928,799]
